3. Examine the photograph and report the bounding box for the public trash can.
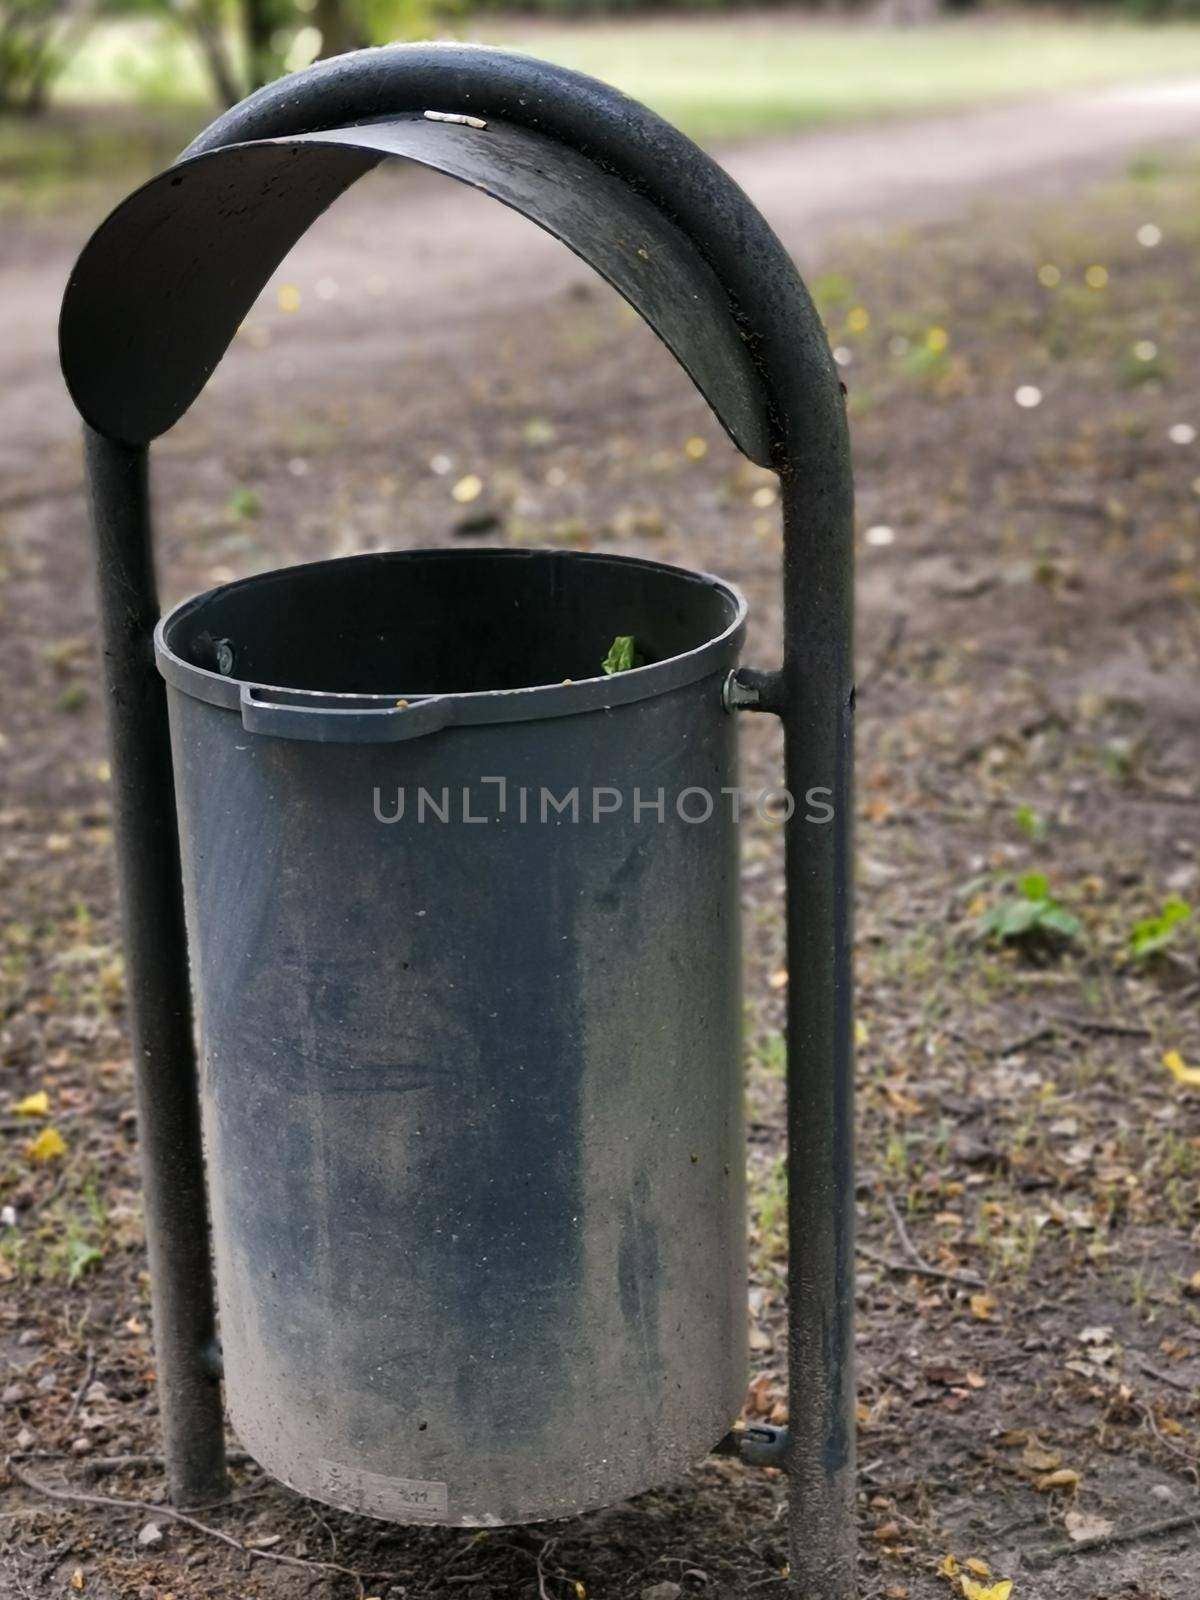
[157,547,748,1524]
[60,40,857,1595]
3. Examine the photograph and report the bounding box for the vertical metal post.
[84,428,227,1506]
[781,475,856,1599]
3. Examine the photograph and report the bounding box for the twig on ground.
[18,1450,255,1477]
[879,1194,987,1289]
[84,1451,255,1476]
[998,1026,1057,1057]
[5,1455,393,1586]
[309,1503,341,1565]
[1127,786,1200,809]
[1044,1011,1151,1039]
[859,614,908,695]
[1137,1400,1200,1475]
[1025,1508,1200,1568]
[536,1536,558,1600]
[883,1192,926,1270]
[1128,1351,1197,1395]
[63,1345,95,1427]
[856,1239,985,1290]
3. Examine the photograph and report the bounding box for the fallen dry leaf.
[1036,1468,1081,1493]
[1163,1049,1200,1087]
[745,1373,774,1415]
[969,1294,997,1322]
[925,1361,968,1387]
[27,1126,66,1163]
[884,1085,923,1117]
[451,474,483,505]
[1064,1510,1114,1543]
[12,1090,49,1117]
[960,1581,1012,1600]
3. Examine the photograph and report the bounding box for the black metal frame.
[60,43,855,1596]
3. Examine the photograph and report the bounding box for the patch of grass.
[882,1128,913,1187]
[37,14,1200,146]
[1129,895,1192,960]
[749,1154,787,1283]
[1014,804,1046,842]
[972,1201,1044,1284]
[485,16,1200,144]
[1116,337,1171,388]
[0,106,204,215]
[225,486,263,523]
[1154,1130,1200,1184]
[750,1030,786,1080]
[0,1190,108,1287]
[56,19,213,108]
[9,14,1200,216]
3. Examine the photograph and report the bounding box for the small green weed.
[980,873,1080,945]
[1130,895,1191,961]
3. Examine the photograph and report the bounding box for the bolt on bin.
[59,42,856,1598]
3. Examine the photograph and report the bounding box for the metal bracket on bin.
[723,666,786,717]
[60,42,855,1593]
[715,1423,790,1471]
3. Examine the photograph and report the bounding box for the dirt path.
[5,74,1200,473]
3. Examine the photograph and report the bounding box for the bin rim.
[154,547,747,741]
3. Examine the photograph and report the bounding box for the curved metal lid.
[61,99,772,462]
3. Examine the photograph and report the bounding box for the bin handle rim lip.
[153,549,748,740]
[238,683,456,742]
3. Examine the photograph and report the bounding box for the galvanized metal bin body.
[156,548,748,1527]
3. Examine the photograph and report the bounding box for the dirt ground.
[2,117,1200,1600]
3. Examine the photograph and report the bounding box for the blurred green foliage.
[0,0,87,111]
[10,0,1200,136]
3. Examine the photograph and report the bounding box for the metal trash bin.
[61,40,857,1594]
[157,547,748,1524]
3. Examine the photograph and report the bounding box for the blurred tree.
[315,0,363,59]
[166,0,449,107]
[170,0,240,104]
[0,0,90,111]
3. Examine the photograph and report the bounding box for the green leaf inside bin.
[602,635,640,676]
